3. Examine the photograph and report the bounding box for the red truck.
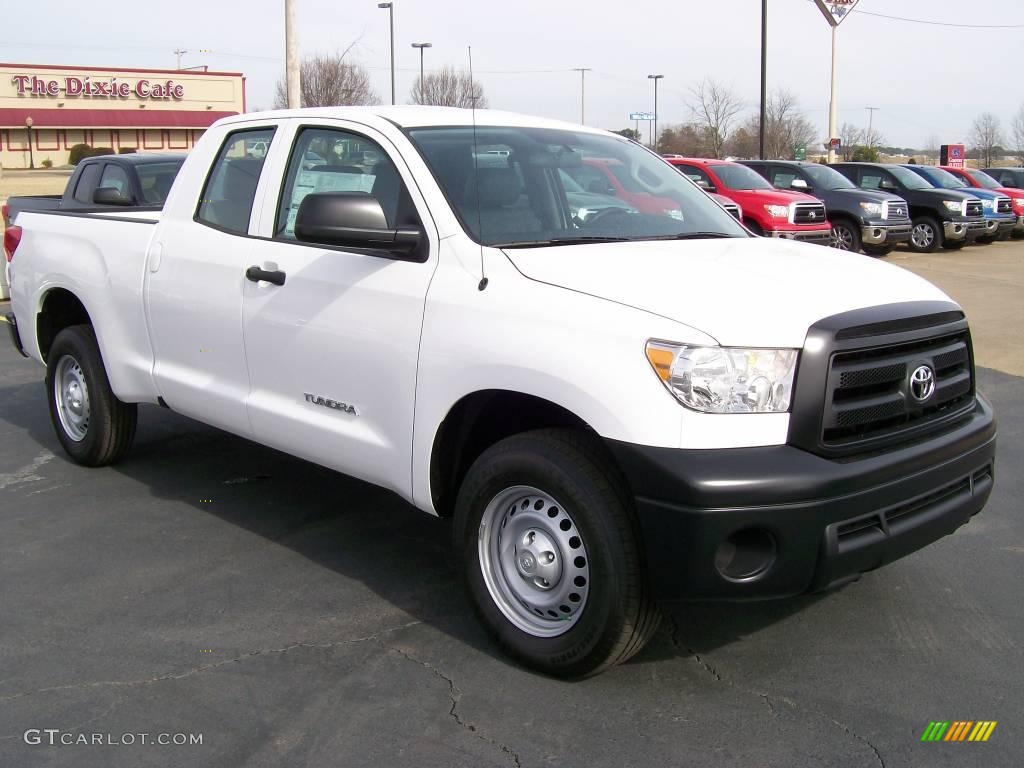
[940,166,1024,238]
[665,157,832,244]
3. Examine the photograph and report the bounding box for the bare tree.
[838,122,863,161]
[410,66,487,108]
[658,123,709,156]
[687,78,743,159]
[273,49,378,108]
[1012,105,1024,162]
[862,125,885,152]
[969,112,1004,168]
[762,89,815,160]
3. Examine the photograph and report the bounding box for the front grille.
[883,200,909,221]
[722,202,741,220]
[965,199,983,218]
[793,202,826,225]
[787,303,975,458]
[996,197,1012,214]
[822,332,973,447]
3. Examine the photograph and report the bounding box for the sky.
[3,0,1022,149]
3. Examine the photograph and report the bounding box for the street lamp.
[377,3,395,106]
[647,75,664,150]
[25,116,34,170]
[411,42,432,103]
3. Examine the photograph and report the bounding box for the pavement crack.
[0,620,422,705]
[389,646,522,768]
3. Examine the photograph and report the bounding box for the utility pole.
[378,3,395,105]
[285,0,301,108]
[572,68,591,125]
[174,48,188,70]
[866,106,879,147]
[411,42,432,103]
[647,74,664,151]
[759,0,767,159]
[813,1,856,163]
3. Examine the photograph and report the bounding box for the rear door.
[239,120,438,496]
[145,125,277,436]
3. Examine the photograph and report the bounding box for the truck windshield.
[711,163,774,190]
[136,160,185,204]
[888,166,935,190]
[406,126,748,247]
[966,170,1000,190]
[912,167,967,190]
[803,164,855,190]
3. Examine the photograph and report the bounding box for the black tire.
[46,325,137,466]
[974,236,996,245]
[454,429,660,678]
[830,219,862,253]
[862,244,894,257]
[744,219,764,236]
[909,216,941,253]
[941,240,967,251]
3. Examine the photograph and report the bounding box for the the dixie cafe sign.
[12,74,184,100]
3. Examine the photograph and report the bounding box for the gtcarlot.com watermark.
[24,729,202,747]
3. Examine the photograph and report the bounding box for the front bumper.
[861,222,912,245]
[1016,215,1024,233]
[768,229,832,245]
[942,219,987,241]
[607,396,996,600]
[4,313,27,358]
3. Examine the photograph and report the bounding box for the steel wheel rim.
[912,223,934,249]
[54,354,90,442]
[478,485,591,638]
[831,224,854,250]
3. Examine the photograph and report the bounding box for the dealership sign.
[11,74,185,100]
[813,0,859,26]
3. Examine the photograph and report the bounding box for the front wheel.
[909,217,941,253]
[454,429,660,678]
[942,240,967,251]
[862,244,894,257]
[830,220,862,253]
[46,325,137,466]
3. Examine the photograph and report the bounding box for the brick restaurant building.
[0,63,245,169]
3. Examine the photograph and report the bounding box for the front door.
[240,122,437,497]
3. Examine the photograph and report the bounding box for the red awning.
[0,107,238,129]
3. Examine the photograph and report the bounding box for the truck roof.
[79,152,187,166]
[213,106,605,134]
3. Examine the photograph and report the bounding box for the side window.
[677,164,712,189]
[859,172,883,190]
[73,163,102,204]
[275,127,417,239]
[99,164,131,195]
[196,127,275,235]
[769,168,798,189]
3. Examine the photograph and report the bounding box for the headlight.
[1015,198,1024,207]
[645,342,798,413]
[982,199,993,210]
[859,202,882,216]
[764,204,789,218]
[666,209,684,220]
[942,200,964,213]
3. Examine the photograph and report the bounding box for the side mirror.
[880,179,898,191]
[93,186,133,205]
[695,179,717,193]
[790,178,809,190]
[294,192,422,258]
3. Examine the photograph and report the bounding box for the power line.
[853,8,1024,29]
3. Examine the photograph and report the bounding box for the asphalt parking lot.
[1,245,1022,767]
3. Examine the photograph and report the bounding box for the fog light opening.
[714,528,777,582]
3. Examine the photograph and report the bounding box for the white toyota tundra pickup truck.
[5,107,996,677]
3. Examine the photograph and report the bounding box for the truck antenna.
[468,46,488,291]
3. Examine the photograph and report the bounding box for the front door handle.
[245,265,286,286]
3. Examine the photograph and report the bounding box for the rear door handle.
[245,265,286,286]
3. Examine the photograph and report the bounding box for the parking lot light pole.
[285,0,301,108]
[378,3,395,105]
[647,74,664,150]
[759,0,767,159]
[411,42,432,103]
[25,116,34,170]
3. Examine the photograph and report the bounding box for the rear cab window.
[196,128,276,234]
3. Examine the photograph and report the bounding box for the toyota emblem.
[910,365,935,402]
[809,212,817,219]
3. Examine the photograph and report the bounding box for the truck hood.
[503,237,952,348]
[724,188,820,204]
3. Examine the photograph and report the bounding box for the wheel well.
[36,289,91,361]
[743,217,764,235]
[429,390,596,517]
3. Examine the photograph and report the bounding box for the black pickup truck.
[741,160,912,256]
[832,163,986,253]
[4,152,185,224]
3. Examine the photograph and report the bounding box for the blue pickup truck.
[902,165,1015,244]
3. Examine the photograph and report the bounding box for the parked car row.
[659,153,1024,256]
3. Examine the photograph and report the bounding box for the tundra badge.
[304,392,358,415]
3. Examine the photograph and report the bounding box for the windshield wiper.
[498,235,631,248]
[643,232,737,241]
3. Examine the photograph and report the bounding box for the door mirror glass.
[295,192,421,257]
[790,178,809,190]
[880,179,898,191]
[93,186,133,205]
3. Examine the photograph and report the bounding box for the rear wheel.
[909,217,941,253]
[46,325,137,466]
[830,219,862,253]
[455,429,660,678]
